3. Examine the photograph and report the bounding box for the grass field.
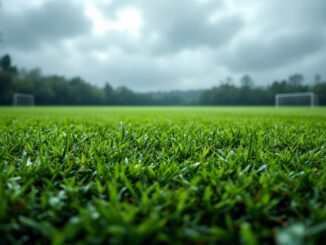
[0,107,325,244]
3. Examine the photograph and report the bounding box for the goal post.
[275,92,318,108]
[12,93,35,106]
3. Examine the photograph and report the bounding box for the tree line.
[1,54,325,105]
[199,75,326,105]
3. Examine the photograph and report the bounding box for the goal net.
[275,92,318,107]
[13,93,35,106]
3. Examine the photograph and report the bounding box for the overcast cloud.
[1,0,325,91]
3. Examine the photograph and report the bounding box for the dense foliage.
[0,107,325,244]
[199,77,326,105]
[1,54,326,105]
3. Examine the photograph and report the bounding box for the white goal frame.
[12,93,35,106]
[275,92,318,108]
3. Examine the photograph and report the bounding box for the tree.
[0,54,17,74]
[0,55,16,104]
[238,75,255,104]
[240,75,254,88]
[104,82,115,104]
[288,74,304,87]
[0,54,10,70]
[0,70,13,104]
[199,83,240,105]
[312,82,326,105]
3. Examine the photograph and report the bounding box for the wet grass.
[0,107,325,244]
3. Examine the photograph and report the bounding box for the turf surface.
[0,107,325,244]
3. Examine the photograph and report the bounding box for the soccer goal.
[275,92,318,107]
[12,93,35,106]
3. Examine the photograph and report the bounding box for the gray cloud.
[223,29,326,71]
[148,16,243,54]
[101,0,243,53]
[142,1,242,52]
[262,0,326,29]
[0,0,91,50]
[1,0,326,91]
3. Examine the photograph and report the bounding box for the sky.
[1,0,326,91]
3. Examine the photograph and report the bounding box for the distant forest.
[1,54,326,105]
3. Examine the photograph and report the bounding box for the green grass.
[0,107,325,244]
